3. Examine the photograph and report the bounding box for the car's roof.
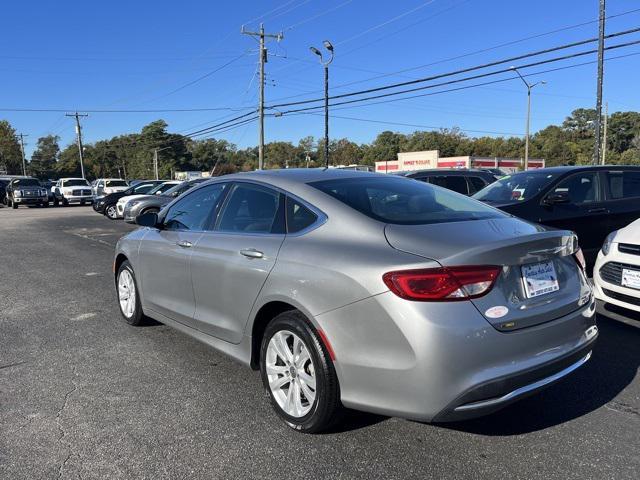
[60,177,87,180]
[398,168,494,176]
[513,165,640,174]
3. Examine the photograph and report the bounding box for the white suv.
[93,178,129,197]
[53,178,93,206]
[594,217,640,322]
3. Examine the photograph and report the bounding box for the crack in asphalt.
[0,361,27,370]
[605,400,640,418]
[55,363,79,480]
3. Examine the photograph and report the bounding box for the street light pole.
[310,40,334,168]
[510,67,545,171]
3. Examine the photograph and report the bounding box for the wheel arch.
[249,301,300,370]
[113,253,128,284]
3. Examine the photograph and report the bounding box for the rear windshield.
[63,179,90,187]
[310,176,505,225]
[105,180,128,187]
[13,178,40,187]
[473,171,559,204]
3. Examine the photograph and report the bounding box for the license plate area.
[622,268,640,290]
[522,261,560,298]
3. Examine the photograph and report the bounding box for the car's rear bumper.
[315,291,597,423]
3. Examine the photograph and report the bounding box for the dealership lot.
[1,206,639,479]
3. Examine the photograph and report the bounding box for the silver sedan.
[114,169,597,432]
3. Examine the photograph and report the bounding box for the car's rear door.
[138,183,227,324]
[602,169,640,233]
[189,182,285,343]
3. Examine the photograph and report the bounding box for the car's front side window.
[163,184,227,231]
[551,172,599,204]
[217,183,282,234]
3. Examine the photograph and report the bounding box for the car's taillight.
[573,247,586,271]
[383,266,501,301]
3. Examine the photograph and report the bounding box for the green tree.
[0,120,23,174]
[30,135,60,179]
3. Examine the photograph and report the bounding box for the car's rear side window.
[607,171,640,199]
[429,175,468,195]
[468,176,488,194]
[286,197,318,233]
[310,176,504,225]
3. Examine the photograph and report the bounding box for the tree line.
[1,107,639,180]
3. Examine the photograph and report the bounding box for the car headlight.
[14,190,22,197]
[601,230,617,256]
[127,200,142,208]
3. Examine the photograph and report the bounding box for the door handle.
[176,240,192,248]
[240,249,264,259]
[587,208,608,214]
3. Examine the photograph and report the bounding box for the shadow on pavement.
[439,314,639,436]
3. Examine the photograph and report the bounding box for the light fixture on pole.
[510,66,545,171]
[310,40,334,168]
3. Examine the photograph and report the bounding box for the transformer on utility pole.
[66,112,89,179]
[241,23,283,170]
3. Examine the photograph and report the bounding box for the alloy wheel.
[106,205,117,219]
[118,269,136,318]
[265,330,317,418]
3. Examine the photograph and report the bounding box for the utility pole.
[153,146,171,180]
[602,102,608,165]
[241,23,283,170]
[593,0,606,165]
[17,133,28,176]
[66,112,89,178]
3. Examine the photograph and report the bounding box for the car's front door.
[538,170,607,266]
[189,182,286,343]
[138,183,227,324]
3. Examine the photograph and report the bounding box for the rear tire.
[62,198,69,207]
[116,261,146,326]
[260,310,341,433]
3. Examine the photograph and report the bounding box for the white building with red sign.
[375,150,545,174]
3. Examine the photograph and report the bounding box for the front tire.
[11,200,17,209]
[116,261,145,326]
[260,310,341,433]
[105,204,118,220]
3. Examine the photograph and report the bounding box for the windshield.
[105,180,128,187]
[63,179,90,187]
[310,176,505,225]
[133,183,157,194]
[13,178,40,187]
[473,171,559,204]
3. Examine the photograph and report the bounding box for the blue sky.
[1,0,639,157]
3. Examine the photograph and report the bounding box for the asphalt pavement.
[1,205,639,479]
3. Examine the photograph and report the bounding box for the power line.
[268,27,640,109]
[281,0,354,32]
[0,107,254,113]
[275,48,640,117]
[267,6,640,104]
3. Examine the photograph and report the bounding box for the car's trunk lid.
[384,218,591,331]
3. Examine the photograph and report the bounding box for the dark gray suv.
[5,177,49,208]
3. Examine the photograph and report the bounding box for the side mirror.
[544,191,570,205]
[136,211,159,228]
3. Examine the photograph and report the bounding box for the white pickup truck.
[52,178,93,206]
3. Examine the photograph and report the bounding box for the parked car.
[40,180,62,205]
[92,178,129,197]
[0,179,8,206]
[93,180,167,219]
[122,179,207,223]
[473,166,640,270]
[593,217,640,323]
[115,181,181,219]
[396,168,496,196]
[52,178,93,206]
[4,177,49,208]
[114,169,596,433]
